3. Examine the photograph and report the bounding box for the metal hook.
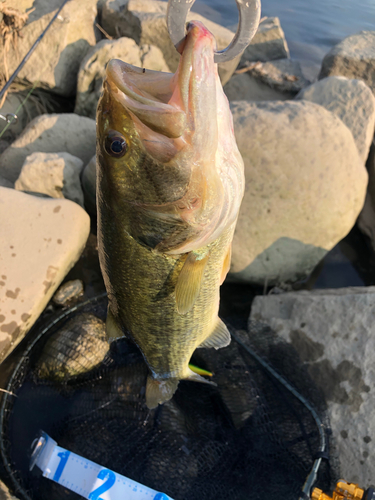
[167,0,261,64]
[0,113,18,125]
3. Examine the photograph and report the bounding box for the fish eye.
[104,131,128,158]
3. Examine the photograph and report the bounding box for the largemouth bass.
[96,21,244,409]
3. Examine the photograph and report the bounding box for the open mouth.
[106,61,186,139]
[105,21,217,141]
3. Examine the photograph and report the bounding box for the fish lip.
[106,60,186,139]
[105,20,216,110]
[106,60,170,105]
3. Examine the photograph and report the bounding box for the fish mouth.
[105,21,217,144]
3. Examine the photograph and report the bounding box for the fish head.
[97,21,244,253]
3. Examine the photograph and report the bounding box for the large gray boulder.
[0,187,90,363]
[296,76,375,163]
[15,152,85,206]
[75,37,169,119]
[0,114,96,184]
[101,0,240,85]
[250,287,375,485]
[319,31,375,96]
[240,17,289,64]
[229,100,368,285]
[0,0,100,96]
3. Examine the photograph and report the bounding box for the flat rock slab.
[229,100,368,285]
[0,188,90,363]
[250,287,375,484]
[0,114,96,184]
[319,31,375,96]
[296,76,375,163]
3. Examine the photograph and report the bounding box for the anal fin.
[198,318,231,349]
[175,251,209,315]
[106,307,124,343]
[146,376,179,409]
[146,369,217,409]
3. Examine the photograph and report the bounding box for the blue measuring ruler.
[30,432,173,500]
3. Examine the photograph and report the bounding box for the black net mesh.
[0,295,336,500]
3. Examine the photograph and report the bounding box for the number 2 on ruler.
[88,469,116,500]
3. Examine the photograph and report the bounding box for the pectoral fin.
[198,318,231,349]
[175,251,210,315]
[106,307,124,343]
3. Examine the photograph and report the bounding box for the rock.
[0,140,10,155]
[81,155,96,216]
[229,100,368,285]
[35,313,108,381]
[15,152,85,206]
[358,140,375,249]
[0,174,12,188]
[0,479,19,499]
[235,59,310,97]
[296,76,375,163]
[224,72,294,102]
[75,37,169,119]
[0,0,100,96]
[0,187,90,363]
[240,17,289,64]
[53,279,84,306]
[140,44,169,72]
[319,31,375,96]
[101,0,240,85]
[0,114,96,184]
[250,287,375,485]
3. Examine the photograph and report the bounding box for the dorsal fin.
[198,318,231,349]
[175,251,210,315]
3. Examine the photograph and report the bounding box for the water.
[192,0,375,78]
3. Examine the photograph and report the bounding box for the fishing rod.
[0,0,71,106]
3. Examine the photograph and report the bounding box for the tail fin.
[146,370,216,409]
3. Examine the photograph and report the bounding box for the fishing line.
[0,81,38,139]
[0,0,71,103]
[0,0,71,136]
